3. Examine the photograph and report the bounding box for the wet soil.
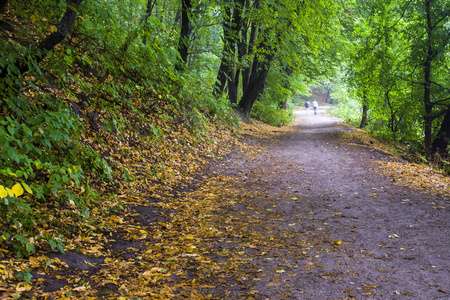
[208,108,450,299]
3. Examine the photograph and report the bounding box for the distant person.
[305,100,311,115]
[312,100,318,115]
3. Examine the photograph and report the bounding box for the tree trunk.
[242,18,258,96]
[228,70,238,104]
[324,87,330,103]
[37,0,83,53]
[0,0,83,79]
[142,0,157,44]
[214,0,245,96]
[423,0,433,154]
[176,0,192,70]
[226,0,245,104]
[432,106,450,156]
[359,91,368,128]
[0,0,8,15]
[238,48,276,116]
[213,6,233,95]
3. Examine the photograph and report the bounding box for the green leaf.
[35,161,44,170]
[21,124,32,137]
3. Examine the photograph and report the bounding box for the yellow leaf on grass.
[6,188,14,197]
[12,183,24,197]
[21,182,33,194]
[0,186,7,198]
[334,240,342,245]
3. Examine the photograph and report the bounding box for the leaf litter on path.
[1,112,449,299]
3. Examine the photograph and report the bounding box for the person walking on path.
[312,100,318,115]
[305,100,311,115]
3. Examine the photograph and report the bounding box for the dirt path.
[25,108,449,299]
[205,108,450,299]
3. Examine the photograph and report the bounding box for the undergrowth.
[0,4,238,266]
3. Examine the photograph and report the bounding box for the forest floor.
[3,108,450,299]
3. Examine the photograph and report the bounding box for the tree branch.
[0,0,83,79]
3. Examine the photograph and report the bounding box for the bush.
[329,97,361,127]
[251,101,293,126]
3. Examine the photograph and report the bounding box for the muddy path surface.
[207,108,450,299]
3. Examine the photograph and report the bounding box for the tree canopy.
[337,0,450,157]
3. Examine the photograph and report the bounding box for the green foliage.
[0,0,346,263]
[251,101,293,127]
[337,0,450,154]
[330,97,361,127]
[0,85,113,256]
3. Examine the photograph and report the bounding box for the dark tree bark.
[228,69,238,104]
[238,46,276,116]
[360,91,368,128]
[0,0,83,79]
[432,106,450,156]
[214,0,246,97]
[422,0,450,154]
[213,6,232,95]
[226,0,245,104]
[423,76,433,154]
[38,0,83,52]
[176,0,192,70]
[323,87,330,103]
[0,0,8,15]
[143,0,157,44]
[241,2,258,96]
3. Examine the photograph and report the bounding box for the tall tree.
[418,0,450,152]
[343,0,450,154]
[176,0,193,70]
[432,105,450,155]
[0,0,83,79]
[213,0,246,100]
[238,36,278,115]
[236,0,340,115]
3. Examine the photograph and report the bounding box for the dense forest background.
[0,0,449,263]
